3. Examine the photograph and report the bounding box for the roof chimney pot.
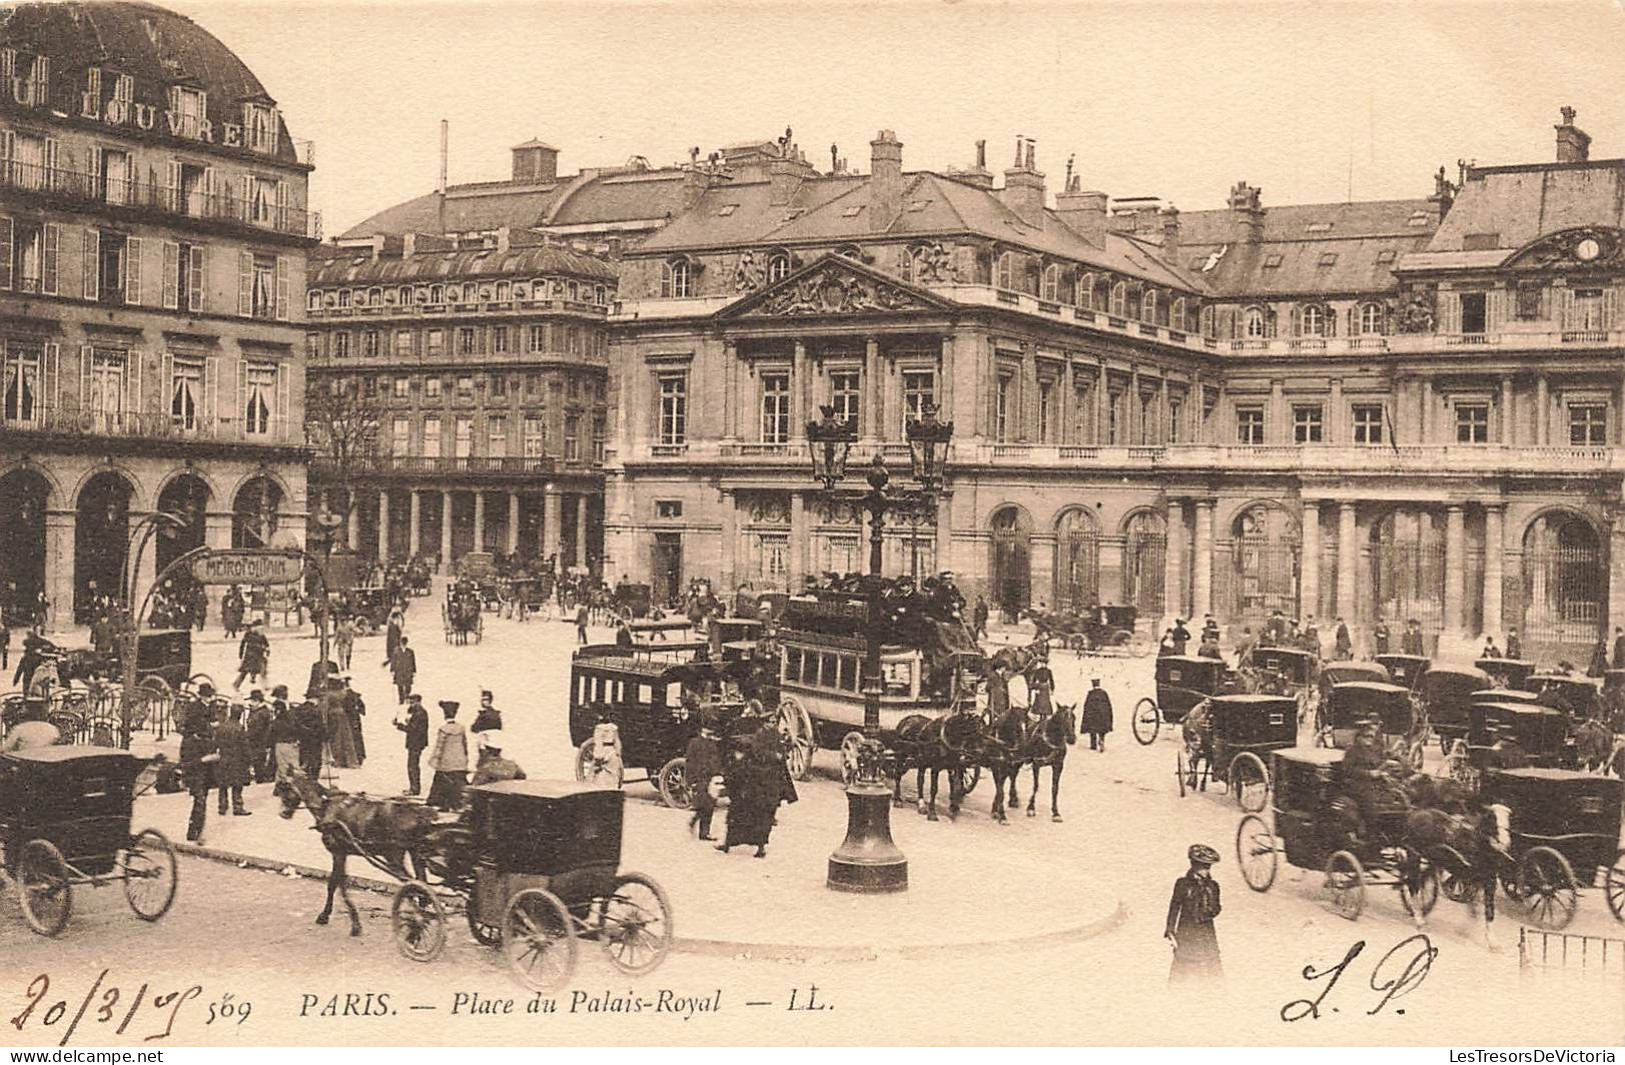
[1555,106,1591,163]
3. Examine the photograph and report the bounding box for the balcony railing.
[0,406,298,446]
[0,162,318,239]
[309,298,611,321]
[311,455,564,478]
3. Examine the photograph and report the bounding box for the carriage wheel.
[598,872,674,976]
[1320,850,1366,921]
[391,881,447,962]
[1175,748,1189,798]
[1235,814,1279,892]
[1229,751,1269,813]
[1131,698,1160,745]
[467,907,503,947]
[657,757,695,810]
[503,888,577,992]
[839,731,866,787]
[1517,846,1578,931]
[122,829,178,922]
[1606,851,1625,922]
[1398,858,1440,920]
[1429,845,1477,904]
[573,740,593,783]
[16,839,73,937]
[776,696,815,781]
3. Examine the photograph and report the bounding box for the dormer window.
[169,85,207,139]
[661,258,692,298]
[995,251,1017,292]
[1041,263,1060,302]
[1109,281,1128,318]
[1317,252,1338,267]
[244,103,279,154]
[1244,306,1266,338]
[716,204,738,217]
[1140,289,1158,325]
[307,289,322,312]
[1375,249,1398,265]
[1262,253,1284,269]
[767,251,791,284]
[1076,272,1095,309]
[1170,298,1189,333]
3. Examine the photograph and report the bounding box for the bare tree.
[305,376,382,523]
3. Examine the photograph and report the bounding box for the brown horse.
[280,772,438,936]
[1572,718,1620,774]
[1021,702,1077,821]
[893,711,984,821]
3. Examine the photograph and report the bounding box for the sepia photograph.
[0,0,1622,1049]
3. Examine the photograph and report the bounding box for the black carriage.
[1375,653,1430,692]
[612,582,653,621]
[389,781,673,991]
[1176,693,1297,812]
[1525,673,1600,718]
[1468,701,1572,771]
[346,586,394,634]
[1133,655,1235,745]
[1246,646,1319,716]
[1315,681,1424,768]
[1476,657,1537,692]
[442,587,483,644]
[708,617,763,661]
[1234,748,1439,922]
[0,747,178,936]
[1417,666,1492,755]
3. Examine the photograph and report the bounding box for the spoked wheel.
[657,757,694,810]
[1235,814,1279,892]
[573,740,594,783]
[467,907,503,947]
[503,888,577,992]
[1517,845,1578,931]
[1398,861,1440,921]
[391,881,447,962]
[1607,850,1625,923]
[16,839,73,937]
[839,731,865,787]
[1229,752,1269,813]
[1320,850,1366,921]
[777,696,815,781]
[1175,748,1188,798]
[122,828,178,921]
[1429,845,1476,904]
[1132,698,1160,745]
[597,872,674,976]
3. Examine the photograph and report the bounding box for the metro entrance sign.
[191,549,306,586]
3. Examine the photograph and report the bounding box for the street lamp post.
[806,402,953,894]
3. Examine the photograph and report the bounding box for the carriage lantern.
[806,404,855,492]
[904,402,954,493]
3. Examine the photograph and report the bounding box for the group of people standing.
[680,704,798,858]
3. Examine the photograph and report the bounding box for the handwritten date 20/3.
[1280,935,1438,1023]
[10,969,250,1047]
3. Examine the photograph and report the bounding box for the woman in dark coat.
[1165,844,1223,982]
[1027,652,1054,716]
[718,727,796,857]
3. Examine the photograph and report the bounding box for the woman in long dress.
[1165,844,1223,982]
[718,727,796,858]
[323,680,359,769]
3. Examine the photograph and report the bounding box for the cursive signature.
[1280,934,1437,1022]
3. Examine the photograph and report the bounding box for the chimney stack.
[1160,205,1181,256]
[1055,186,1109,247]
[438,119,449,195]
[869,129,904,232]
[769,155,805,206]
[950,139,995,190]
[1555,106,1591,163]
[1227,180,1264,244]
[1000,136,1047,228]
[511,138,560,183]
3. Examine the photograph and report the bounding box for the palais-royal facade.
[329,112,1625,660]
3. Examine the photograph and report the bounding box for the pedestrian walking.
[684,718,723,841]
[295,697,326,781]
[426,700,470,811]
[344,677,367,765]
[234,620,269,691]
[1165,843,1224,983]
[213,703,253,817]
[1028,648,1054,716]
[973,595,989,640]
[1334,617,1353,660]
[393,693,429,796]
[223,585,245,640]
[575,602,590,644]
[269,689,301,805]
[179,706,218,843]
[384,606,404,666]
[718,726,796,858]
[244,689,274,784]
[390,635,417,705]
[986,663,1011,719]
[1082,677,1113,751]
[322,676,359,769]
[334,614,356,672]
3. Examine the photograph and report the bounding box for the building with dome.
[0,0,315,627]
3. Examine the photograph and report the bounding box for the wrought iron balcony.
[0,406,299,446]
[310,455,564,479]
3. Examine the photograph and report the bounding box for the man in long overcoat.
[390,635,417,705]
[394,693,430,796]
[213,704,253,817]
[1082,677,1114,751]
[244,690,274,784]
[235,621,269,691]
[684,718,724,841]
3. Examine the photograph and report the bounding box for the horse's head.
[280,769,329,821]
[942,709,984,751]
[1047,702,1078,747]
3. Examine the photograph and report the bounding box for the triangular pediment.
[716,254,954,320]
[1504,226,1625,271]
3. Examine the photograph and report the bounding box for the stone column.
[865,336,881,441]
[1444,504,1466,633]
[44,510,74,633]
[1535,375,1549,445]
[507,492,520,554]
[346,504,360,552]
[1336,502,1358,623]
[543,487,562,562]
[377,490,391,561]
[938,335,954,428]
[1269,379,1285,444]
[789,492,807,589]
[1193,499,1214,618]
[1164,499,1186,620]
[1158,376,1170,445]
[408,490,422,557]
[1328,379,1344,443]
[1097,361,1110,444]
[440,490,453,564]
[575,494,588,566]
[723,340,739,442]
[1301,500,1321,623]
[1129,365,1142,444]
[472,491,485,554]
[1418,379,1431,444]
[720,491,738,596]
[1483,503,1504,638]
[792,339,808,440]
[1501,376,1515,445]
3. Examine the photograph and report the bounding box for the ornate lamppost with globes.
[805,401,954,893]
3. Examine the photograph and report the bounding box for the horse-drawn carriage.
[1417,666,1492,755]
[1133,655,1235,745]
[1244,645,1319,719]
[442,586,483,645]
[346,586,395,635]
[1315,680,1426,769]
[1526,673,1600,718]
[1234,748,1440,922]
[386,781,674,990]
[1467,701,1573,772]
[0,746,178,936]
[611,582,653,621]
[1176,693,1297,812]
[1476,657,1537,692]
[1375,653,1429,692]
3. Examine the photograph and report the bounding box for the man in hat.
[1082,677,1113,752]
[1483,636,1503,661]
[269,687,301,803]
[393,693,430,795]
[294,697,327,782]
[178,702,218,843]
[1170,618,1190,656]
[1165,843,1223,982]
[235,620,270,691]
[322,675,359,769]
[470,731,526,787]
[244,689,274,784]
[684,714,724,841]
[1334,617,1353,660]
[342,674,366,765]
[26,648,60,701]
[426,700,469,810]
[213,702,253,818]
[389,635,416,705]
[1401,619,1425,657]
[471,689,502,747]
[1373,618,1391,656]
[1506,627,1522,660]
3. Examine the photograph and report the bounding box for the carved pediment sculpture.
[909,241,959,283]
[752,263,932,317]
[1509,226,1625,271]
[1396,285,1436,334]
[734,251,766,293]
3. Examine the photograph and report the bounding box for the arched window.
[307,289,322,312]
[661,259,692,298]
[367,287,381,307]
[1359,301,1383,335]
[495,280,511,302]
[1245,306,1266,338]
[1198,304,1215,338]
[428,284,444,305]
[1041,263,1060,302]
[1109,281,1128,318]
[397,285,412,305]
[1141,289,1158,324]
[768,252,791,284]
[337,288,351,308]
[1300,303,1326,337]
[1076,272,1094,309]
[996,251,1016,291]
[1169,298,1186,332]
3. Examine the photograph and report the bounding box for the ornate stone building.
[0,1,315,628]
